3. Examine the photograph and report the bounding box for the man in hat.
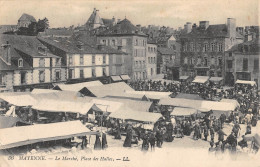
[203,123,209,141]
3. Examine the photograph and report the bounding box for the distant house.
[17,13,36,28]
[0,34,64,92]
[225,38,260,87]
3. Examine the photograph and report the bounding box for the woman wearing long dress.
[123,126,132,147]
[94,133,102,150]
[102,133,108,150]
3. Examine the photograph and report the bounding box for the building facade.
[97,19,148,80]
[38,37,125,83]
[225,38,260,87]
[146,43,157,78]
[180,18,244,80]
[0,34,65,92]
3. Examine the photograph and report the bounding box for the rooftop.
[98,19,147,37]
[18,13,36,22]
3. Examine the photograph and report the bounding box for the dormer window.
[38,46,46,55]
[18,58,23,67]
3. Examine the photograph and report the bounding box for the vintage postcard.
[0,0,259,167]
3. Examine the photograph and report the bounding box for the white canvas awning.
[179,76,189,80]
[192,76,209,84]
[0,121,97,149]
[200,101,236,112]
[90,99,123,113]
[220,99,240,108]
[171,107,198,116]
[125,90,171,100]
[0,93,37,106]
[31,89,60,94]
[209,77,223,82]
[120,75,131,80]
[235,80,256,86]
[111,76,122,82]
[32,99,93,115]
[159,98,203,109]
[53,81,103,91]
[109,106,161,123]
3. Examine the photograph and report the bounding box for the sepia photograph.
[0,0,259,166]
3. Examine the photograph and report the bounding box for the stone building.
[146,43,157,79]
[180,18,244,80]
[97,19,148,80]
[17,13,36,28]
[0,34,64,92]
[225,38,260,87]
[157,47,181,80]
[38,36,126,83]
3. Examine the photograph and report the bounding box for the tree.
[37,17,49,32]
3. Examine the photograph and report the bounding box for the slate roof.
[157,47,178,55]
[38,36,127,55]
[181,24,244,39]
[85,9,104,27]
[0,34,60,71]
[39,28,73,37]
[98,19,147,37]
[18,13,36,22]
[227,38,260,54]
[0,25,18,34]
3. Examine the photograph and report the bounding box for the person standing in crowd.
[210,127,215,142]
[245,124,251,135]
[102,132,108,150]
[156,128,164,148]
[94,132,102,150]
[123,125,133,147]
[81,135,87,149]
[114,122,121,139]
[203,123,209,141]
[149,132,156,151]
[218,129,227,143]
[141,131,149,151]
[166,122,174,142]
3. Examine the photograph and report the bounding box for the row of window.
[148,57,156,64]
[134,49,145,57]
[135,39,146,46]
[68,68,107,79]
[69,55,107,65]
[101,39,127,46]
[135,60,146,67]
[183,42,223,52]
[227,58,259,71]
[148,47,156,53]
[183,56,222,67]
[133,71,147,80]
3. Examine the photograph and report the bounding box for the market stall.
[0,121,97,149]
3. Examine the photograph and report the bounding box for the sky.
[0,0,259,29]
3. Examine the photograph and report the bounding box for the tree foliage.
[17,17,49,36]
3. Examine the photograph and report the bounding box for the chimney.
[112,16,116,25]
[192,23,197,30]
[1,41,11,65]
[227,18,236,38]
[97,44,105,50]
[199,21,209,30]
[186,22,192,33]
[136,24,141,31]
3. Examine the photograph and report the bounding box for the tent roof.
[220,99,240,108]
[235,80,256,86]
[0,93,37,106]
[103,97,153,112]
[0,121,97,149]
[159,98,203,109]
[31,89,60,94]
[120,74,131,80]
[32,99,93,114]
[53,81,103,91]
[171,107,198,116]
[109,106,161,123]
[192,76,210,84]
[209,77,223,82]
[111,76,122,82]
[175,93,203,100]
[125,90,171,100]
[90,99,123,113]
[179,76,190,80]
[86,82,134,97]
[200,101,237,112]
